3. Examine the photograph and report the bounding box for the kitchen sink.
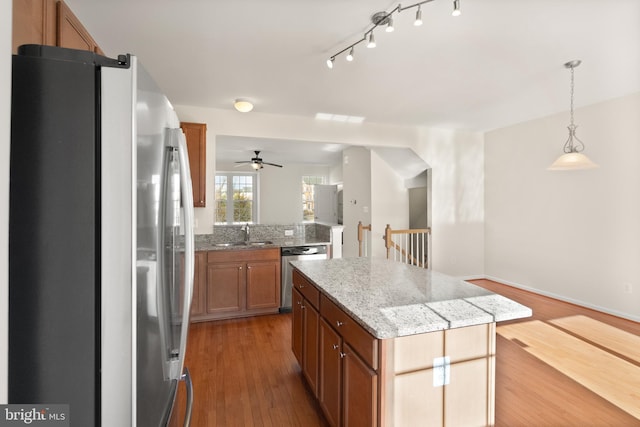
[247,241,273,246]
[213,242,246,247]
[213,241,273,247]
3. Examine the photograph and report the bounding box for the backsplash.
[194,223,332,245]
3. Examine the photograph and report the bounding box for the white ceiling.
[68,0,640,162]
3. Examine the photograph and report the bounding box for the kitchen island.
[290,257,531,427]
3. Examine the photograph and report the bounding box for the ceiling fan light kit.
[326,0,461,68]
[235,150,283,170]
[548,60,599,171]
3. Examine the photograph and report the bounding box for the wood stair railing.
[384,224,431,268]
[357,221,372,257]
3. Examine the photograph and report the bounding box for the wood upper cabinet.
[56,0,101,53]
[12,0,103,54]
[180,122,207,208]
[12,0,56,53]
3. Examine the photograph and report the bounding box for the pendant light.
[548,60,599,171]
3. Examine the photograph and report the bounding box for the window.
[302,175,325,221]
[215,173,258,224]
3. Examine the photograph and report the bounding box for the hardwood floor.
[470,279,640,427]
[172,314,328,427]
[173,280,640,426]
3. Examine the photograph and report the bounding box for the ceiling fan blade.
[262,162,283,168]
[234,160,252,164]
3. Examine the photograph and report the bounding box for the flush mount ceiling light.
[548,60,599,171]
[233,98,254,113]
[325,0,462,69]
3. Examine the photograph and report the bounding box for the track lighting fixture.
[386,17,395,32]
[414,6,423,26]
[346,48,354,62]
[367,33,376,48]
[326,57,334,69]
[325,0,464,69]
[452,0,461,16]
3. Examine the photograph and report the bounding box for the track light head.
[346,48,354,62]
[452,0,461,16]
[386,17,394,32]
[326,57,335,69]
[414,6,423,26]
[367,33,376,48]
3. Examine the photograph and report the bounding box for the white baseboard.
[467,275,640,323]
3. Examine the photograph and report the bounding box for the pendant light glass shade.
[548,152,599,170]
[548,60,599,171]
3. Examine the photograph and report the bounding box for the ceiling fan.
[235,150,283,170]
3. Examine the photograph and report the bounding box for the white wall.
[371,150,409,258]
[342,147,372,257]
[176,104,485,275]
[415,128,485,277]
[1,0,11,403]
[175,105,419,235]
[485,92,640,321]
[217,162,330,224]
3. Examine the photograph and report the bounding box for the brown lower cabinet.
[292,287,320,395]
[292,268,496,426]
[190,248,281,322]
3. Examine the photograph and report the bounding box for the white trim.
[477,275,640,323]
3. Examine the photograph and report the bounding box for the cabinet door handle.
[301,304,306,310]
[339,352,347,359]
[332,344,339,350]
[336,320,344,327]
[299,284,305,289]
[238,266,242,271]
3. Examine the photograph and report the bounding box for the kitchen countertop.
[196,237,330,252]
[290,257,532,339]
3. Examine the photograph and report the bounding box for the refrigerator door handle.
[181,367,194,427]
[171,129,195,380]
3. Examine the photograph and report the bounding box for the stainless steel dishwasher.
[280,245,328,312]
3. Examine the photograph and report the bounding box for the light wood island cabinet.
[290,258,531,427]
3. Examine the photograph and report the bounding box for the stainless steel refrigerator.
[9,45,195,427]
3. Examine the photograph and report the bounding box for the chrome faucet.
[241,223,250,242]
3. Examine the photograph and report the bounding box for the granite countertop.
[290,257,532,339]
[196,237,330,252]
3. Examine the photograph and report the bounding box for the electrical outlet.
[623,282,633,294]
[284,229,294,236]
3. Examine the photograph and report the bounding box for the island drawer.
[320,294,378,369]
[292,269,320,309]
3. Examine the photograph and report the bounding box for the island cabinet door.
[343,343,378,427]
[319,318,342,427]
[292,288,304,365]
[302,302,320,395]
